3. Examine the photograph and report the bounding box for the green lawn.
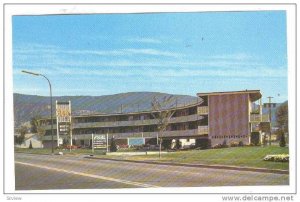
[101,146,289,170]
[15,146,289,170]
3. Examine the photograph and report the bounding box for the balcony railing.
[198,125,209,135]
[43,114,203,130]
[42,129,200,140]
[250,114,270,122]
[197,106,208,115]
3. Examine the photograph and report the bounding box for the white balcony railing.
[197,106,208,115]
[198,125,209,135]
[250,114,270,122]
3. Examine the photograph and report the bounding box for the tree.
[276,102,288,133]
[279,130,286,147]
[110,137,118,152]
[151,96,176,158]
[30,117,39,133]
[30,116,45,141]
[14,125,27,145]
[29,140,33,149]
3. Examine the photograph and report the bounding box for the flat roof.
[197,90,262,102]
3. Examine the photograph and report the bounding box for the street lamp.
[22,70,54,154]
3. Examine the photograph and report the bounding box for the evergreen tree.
[279,131,286,147]
[29,140,33,149]
[110,137,118,152]
[175,139,182,150]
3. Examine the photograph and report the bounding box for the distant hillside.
[14,92,199,127]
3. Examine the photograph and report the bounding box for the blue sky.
[13,11,287,103]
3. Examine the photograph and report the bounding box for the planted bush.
[230,142,239,147]
[195,138,211,150]
[212,144,223,149]
[263,154,289,162]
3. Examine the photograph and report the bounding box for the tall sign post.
[56,101,72,148]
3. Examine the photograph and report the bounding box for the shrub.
[251,132,260,146]
[263,154,289,162]
[162,139,172,150]
[14,134,25,145]
[195,138,211,150]
[230,142,239,147]
[212,144,223,149]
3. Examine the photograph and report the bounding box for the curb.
[84,156,289,175]
[15,151,52,156]
[15,151,83,156]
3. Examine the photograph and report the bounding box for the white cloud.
[210,53,254,61]
[14,43,183,58]
[13,43,287,79]
[126,37,162,44]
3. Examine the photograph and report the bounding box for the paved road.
[15,153,289,190]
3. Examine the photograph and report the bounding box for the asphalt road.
[15,153,289,190]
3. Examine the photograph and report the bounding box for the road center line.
[15,161,160,188]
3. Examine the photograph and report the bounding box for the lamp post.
[22,70,54,154]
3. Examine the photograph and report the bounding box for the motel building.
[39,90,270,149]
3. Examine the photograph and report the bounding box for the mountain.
[13,92,199,127]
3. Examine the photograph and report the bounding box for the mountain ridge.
[14,92,199,127]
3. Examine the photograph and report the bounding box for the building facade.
[40,90,269,148]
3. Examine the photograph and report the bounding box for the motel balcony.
[198,125,209,135]
[42,129,200,140]
[197,106,208,115]
[250,114,270,123]
[42,114,203,130]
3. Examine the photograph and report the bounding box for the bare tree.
[151,96,176,158]
[30,116,45,141]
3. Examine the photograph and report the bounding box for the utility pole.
[267,96,273,146]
